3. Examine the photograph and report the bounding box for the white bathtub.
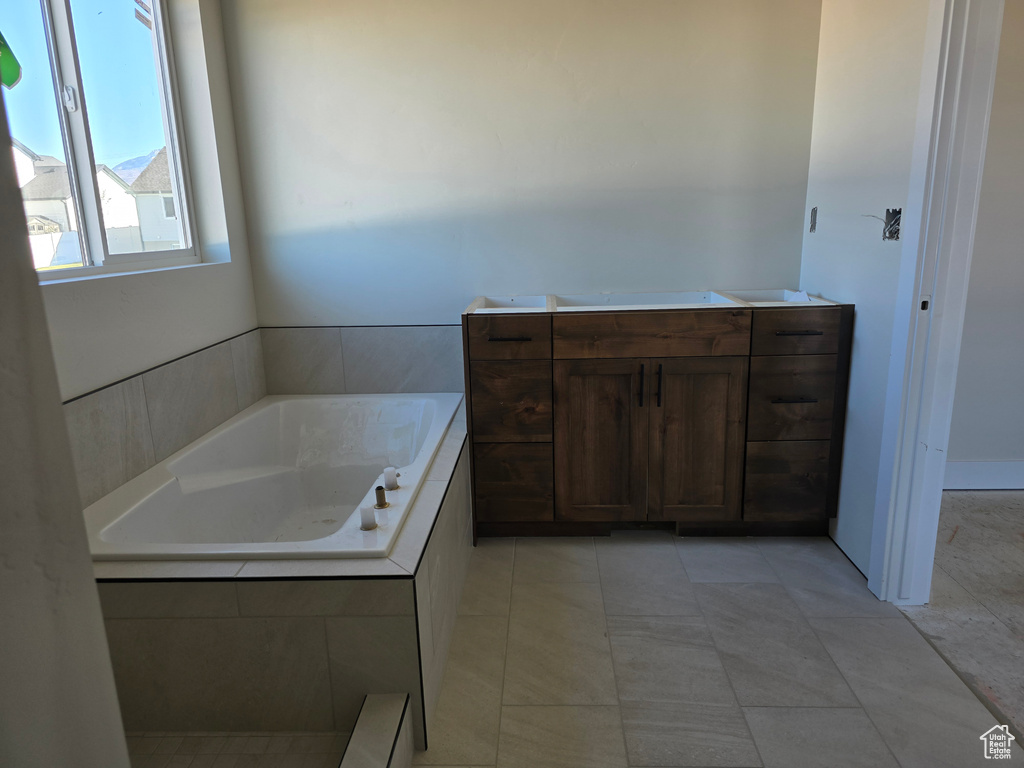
[85,394,463,560]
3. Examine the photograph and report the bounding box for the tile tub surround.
[64,329,266,508]
[96,419,472,751]
[65,323,461,511]
[124,730,351,767]
[411,532,1020,768]
[262,325,464,395]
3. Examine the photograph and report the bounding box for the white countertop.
[465,289,836,313]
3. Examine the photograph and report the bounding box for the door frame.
[868,0,1005,604]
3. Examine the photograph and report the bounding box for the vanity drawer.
[552,310,751,358]
[743,440,830,521]
[470,361,552,442]
[751,307,841,355]
[467,315,552,360]
[474,443,554,522]
[747,355,836,441]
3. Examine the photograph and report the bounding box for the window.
[4,0,196,276]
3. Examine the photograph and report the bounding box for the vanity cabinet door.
[553,359,650,522]
[647,357,748,522]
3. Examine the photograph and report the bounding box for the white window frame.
[34,0,200,281]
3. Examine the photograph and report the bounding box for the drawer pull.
[771,397,820,405]
[775,330,824,337]
[488,336,533,343]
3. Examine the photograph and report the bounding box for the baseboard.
[943,461,1024,490]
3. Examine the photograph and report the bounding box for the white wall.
[39,0,258,402]
[12,144,34,187]
[799,0,934,573]
[946,0,1024,480]
[137,194,181,249]
[223,0,822,326]
[97,172,139,229]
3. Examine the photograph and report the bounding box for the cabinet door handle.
[771,397,820,404]
[487,336,532,342]
[775,330,824,336]
[638,363,645,407]
[656,364,663,407]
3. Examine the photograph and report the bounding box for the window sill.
[36,253,212,284]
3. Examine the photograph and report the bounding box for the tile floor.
[901,490,1024,739]
[412,532,1021,768]
[125,732,349,767]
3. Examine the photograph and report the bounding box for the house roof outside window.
[130,147,171,194]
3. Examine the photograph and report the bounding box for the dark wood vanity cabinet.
[463,302,852,537]
[552,356,748,524]
[742,305,854,524]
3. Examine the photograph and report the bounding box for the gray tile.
[128,736,160,754]
[496,706,627,768]
[416,466,474,748]
[154,736,184,754]
[231,330,267,410]
[426,427,467,483]
[144,343,240,461]
[284,734,339,754]
[236,736,272,755]
[901,567,1024,731]
[106,618,333,732]
[236,579,413,617]
[513,538,599,583]
[607,615,735,705]
[98,581,239,618]
[235,557,411,580]
[93,561,246,580]
[458,538,514,616]
[262,328,345,395]
[219,736,251,753]
[130,756,174,768]
[340,326,463,394]
[391,711,415,768]
[676,538,779,583]
[503,582,617,705]
[425,472,473,659]
[64,377,156,506]
[755,538,900,618]
[414,561,436,719]
[384,480,449,576]
[932,492,1024,635]
[325,616,421,732]
[412,616,507,765]
[695,583,857,707]
[597,533,700,616]
[743,707,898,768]
[621,702,761,767]
[343,694,407,766]
[811,617,1005,768]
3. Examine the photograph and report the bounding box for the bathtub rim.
[85,393,465,570]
